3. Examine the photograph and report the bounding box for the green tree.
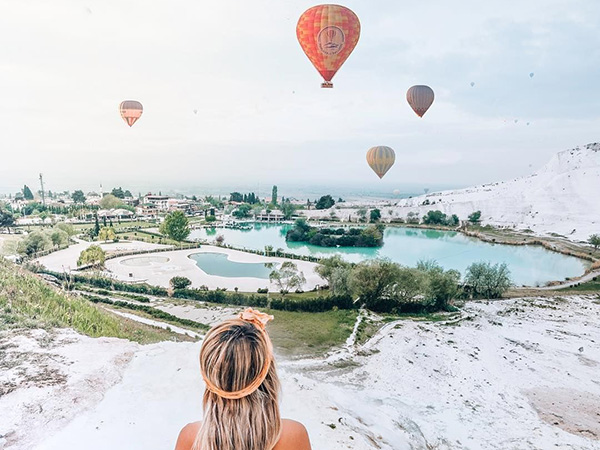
[264,245,274,256]
[369,209,381,223]
[55,223,76,237]
[99,194,122,210]
[23,185,34,200]
[94,213,101,238]
[422,210,448,225]
[280,201,295,220]
[111,187,125,199]
[468,210,482,224]
[465,261,512,299]
[350,259,402,312]
[449,214,460,227]
[124,190,133,198]
[71,190,86,204]
[417,260,461,311]
[229,192,243,202]
[233,204,252,218]
[316,255,352,295]
[390,267,428,306]
[18,231,51,256]
[271,185,278,205]
[315,195,335,210]
[0,204,15,233]
[588,234,600,250]
[98,226,116,242]
[160,211,190,242]
[269,261,306,294]
[170,276,192,290]
[49,229,68,248]
[77,245,106,269]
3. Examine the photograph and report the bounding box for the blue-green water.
[190,224,588,286]
[189,252,276,279]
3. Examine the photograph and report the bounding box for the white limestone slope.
[394,143,600,240]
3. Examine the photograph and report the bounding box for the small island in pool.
[286,219,384,248]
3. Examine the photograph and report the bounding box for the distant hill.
[391,143,600,241]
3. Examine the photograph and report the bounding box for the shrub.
[464,261,512,299]
[170,276,192,290]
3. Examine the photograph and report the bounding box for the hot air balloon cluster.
[110,3,537,182]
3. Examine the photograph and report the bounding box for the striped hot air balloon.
[296,5,361,88]
[406,85,434,118]
[366,146,395,179]
[119,100,143,127]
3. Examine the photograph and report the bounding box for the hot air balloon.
[119,100,143,127]
[367,146,395,179]
[296,5,360,88]
[470,81,475,87]
[529,72,534,78]
[406,85,434,118]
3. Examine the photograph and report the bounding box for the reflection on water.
[189,252,276,279]
[191,224,588,286]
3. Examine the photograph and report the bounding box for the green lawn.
[266,308,357,357]
[0,234,22,256]
[559,277,600,292]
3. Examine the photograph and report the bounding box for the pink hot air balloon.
[406,85,434,118]
[119,100,143,127]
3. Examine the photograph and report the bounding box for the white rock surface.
[2,295,599,449]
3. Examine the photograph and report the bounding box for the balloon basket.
[321,82,333,88]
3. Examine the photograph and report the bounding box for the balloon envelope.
[296,4,360,88]
[470,81,475,87]
[406,85,434,117]
[119,100,143,127]
[367,146,395,179]
[529,72,534,78]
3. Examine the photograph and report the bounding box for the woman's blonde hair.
[194,311,281,450]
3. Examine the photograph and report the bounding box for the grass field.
[0,234,22,256]
[0,259,190,344]
[266,308,357,357]
[559,277,600,292]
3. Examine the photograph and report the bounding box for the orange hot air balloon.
[296,4,360,88]
[367,146,395,179]
[119,100,143,127]
[407,85,434,118]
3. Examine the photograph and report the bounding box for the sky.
[0,0,599,197]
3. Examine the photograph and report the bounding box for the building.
[98,208,135,220]
[143,195,170,211]
[256,209,284,222]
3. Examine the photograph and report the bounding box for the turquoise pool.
[189,252,276,279]
[189,224,589,286]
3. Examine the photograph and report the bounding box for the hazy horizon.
[1,0,599,194]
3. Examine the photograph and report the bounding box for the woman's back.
[175,419,311,450]
[174,309,312,450]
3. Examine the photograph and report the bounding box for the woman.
[175,308,312,450]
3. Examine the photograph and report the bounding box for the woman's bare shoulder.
[175,419,311,450]
[174,421,201,450]
[274,419,312,450]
